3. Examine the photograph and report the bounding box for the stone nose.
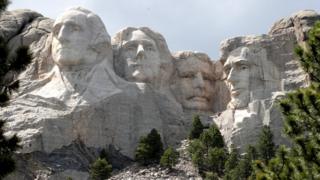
[57,25,69,43]
[194,72,205,88]
[135,44,145,60]
[226,68,238,83]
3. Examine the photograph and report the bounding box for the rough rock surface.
[214,10,318,151]
[109,140,201,180]
[0,7,318,180]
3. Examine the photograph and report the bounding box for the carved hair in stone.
[171,51,214,111]
[51,7,112,68]
[18,7,120,104]
[112,27,173,88]
[223,46,280,109]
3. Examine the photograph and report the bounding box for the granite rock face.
[214,10,318,151]
[0,7,319,179]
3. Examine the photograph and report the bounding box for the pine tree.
[0,1,31,178]
[224,145,239,173]
[189,114,204,139]
[188,139,205,169]
[89,158,112,180]
[252,21,320,179]
[160,146,179,170]
[0,120,20,179]
[135,128,164,165]
[256,126,276,163]
[206,147,227,176]
[188,123,226,177]
[199,124,224,151]
[236,145,257,179]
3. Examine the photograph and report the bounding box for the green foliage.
[200,124,224,151]
[135,128,163,165]
[188,123,226,177]
[99,148,109,162]
[0,0,9,12]
[204,172,219,180]
[0,120,20,179]
[90,158,112,180]
[251,21,320,179]
[188,139,205,168]
[0,1,35,179]
[160,146,179,169]
[0,44,32,105]
[189,115,204,139]
[224,146,239,173]
[256,126,275,163]
[206,147,227,176]
[295,21,320,82]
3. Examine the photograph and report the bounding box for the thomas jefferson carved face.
[173,52,214,111]
[119,30,162,83]
[51,9,100,66]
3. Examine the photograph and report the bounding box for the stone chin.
[228,94,250,109]
[182,98,210,111]
[127,68,156,83]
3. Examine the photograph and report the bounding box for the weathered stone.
[0,7,319,180]
[1,8,187,180]
[214,10,318,152]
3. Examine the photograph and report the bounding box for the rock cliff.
[0,7,318,179]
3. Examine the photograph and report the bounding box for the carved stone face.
[174,55,214,111]
[51,10,98,66]
[119,30,161,83]
[223,48,251,109]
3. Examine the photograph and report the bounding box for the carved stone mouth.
[188,96,208,102]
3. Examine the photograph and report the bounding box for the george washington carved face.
[51,8,111,67]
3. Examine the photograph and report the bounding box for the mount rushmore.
[0,7,319,179]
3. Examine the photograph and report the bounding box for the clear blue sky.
[8,0,320,60]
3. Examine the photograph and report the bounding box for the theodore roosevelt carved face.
[172,51,214,111]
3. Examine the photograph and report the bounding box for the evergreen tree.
[256,126,276,163]
[89,158,112,180]
[204,172,219,180]
[0,1,31,178]
[189,115,204,139]
[135,128,164,165]
[236,146,257,179]
[160,146,179,170]
[0,120,20,179]
[188,123,226,177]
[99,148,109,162]
[206,147,227,176]
[252,21,320,179]
[199,124,224,151]
[224,145,239,173]
[188,139,205,169]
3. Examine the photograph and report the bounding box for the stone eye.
[145,46,155,51]
[72,25,81,32]
[240,65,248,70]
